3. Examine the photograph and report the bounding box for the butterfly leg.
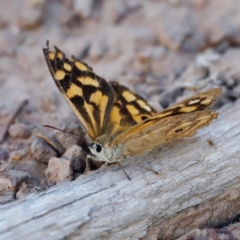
[84,155,104,173]
[117,161,131,181]
[84,155,92,173]
[85,155,131,180]
[127,156,160,176]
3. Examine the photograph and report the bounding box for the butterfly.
[43,41,222,164]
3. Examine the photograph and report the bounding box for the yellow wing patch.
[122,91,137,102]
[55,70,66,81]
[77,76,99,87]
[66,84,83,98]
[75,61,89,72]
[63,63,72,71]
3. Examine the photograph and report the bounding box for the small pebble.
[159,87,185,109]
[0,170,30,204]
[45,157,72,184]
[0,149,9,160]
[31,137,57,164]
[8,123,31,139]
[89,39,109,60]
[137,46,166,63]
[18,0,44,30]
[10,148,28,161]
[16,182,40,200]
[0,161,7,172]
[73,0,95,18]
[63,145,85,173]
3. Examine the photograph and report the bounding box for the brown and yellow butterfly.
[43,41,222,163]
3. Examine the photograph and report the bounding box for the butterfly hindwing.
[116,110,218,157]
[110,88,222,155]
[110,82,156,124]
[155,88,222,119]
[97,81,156,142]
[43,43,114,140]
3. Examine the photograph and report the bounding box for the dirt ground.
[0,0,240,239]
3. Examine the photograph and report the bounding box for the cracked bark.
[0,100,240,240]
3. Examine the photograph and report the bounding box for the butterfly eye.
[91,143,102,153]
[96,144,102,153]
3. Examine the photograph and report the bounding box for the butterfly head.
[89,142,117,163]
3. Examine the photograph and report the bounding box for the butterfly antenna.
[82,134,91,142]
[43,125,82,138]
[117,161,131,181]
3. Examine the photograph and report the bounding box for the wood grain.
[0,100,240,240]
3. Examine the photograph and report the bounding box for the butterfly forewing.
[43,43,115,140]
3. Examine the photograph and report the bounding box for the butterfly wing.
[112,110,218,156]
[96,81,156,142]
[155,88,222,119]
[110,88,222,156]
[109,82,156,124]
[43,42,114,140]
[105,87,222,141]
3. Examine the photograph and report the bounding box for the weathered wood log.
[0,100,240,240]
